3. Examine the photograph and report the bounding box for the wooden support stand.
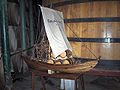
[32,71,85,90]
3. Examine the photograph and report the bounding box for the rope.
[39,1,100,60]
[65,24,98,59]
[54,10,99,60]
[49,0,99,60]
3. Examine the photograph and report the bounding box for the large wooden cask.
[43,0,120,69]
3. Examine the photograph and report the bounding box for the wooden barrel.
[48,59,55,64]
[43,0,120,69]
[62,59,71,64]
[51,51,67,58]
[59,51,67,58]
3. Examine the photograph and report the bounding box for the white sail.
[40,6,72,58]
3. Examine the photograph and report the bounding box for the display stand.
[31,71,85,90]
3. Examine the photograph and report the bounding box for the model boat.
[22,6,98,73]
[22,55,98,73]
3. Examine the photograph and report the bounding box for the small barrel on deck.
[43,0,120,69]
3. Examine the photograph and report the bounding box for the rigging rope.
[48,0,100,60]
[65,24,98,59]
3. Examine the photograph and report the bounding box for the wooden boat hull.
[22,55,98,73]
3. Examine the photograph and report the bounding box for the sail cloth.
[40,6,72,58]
